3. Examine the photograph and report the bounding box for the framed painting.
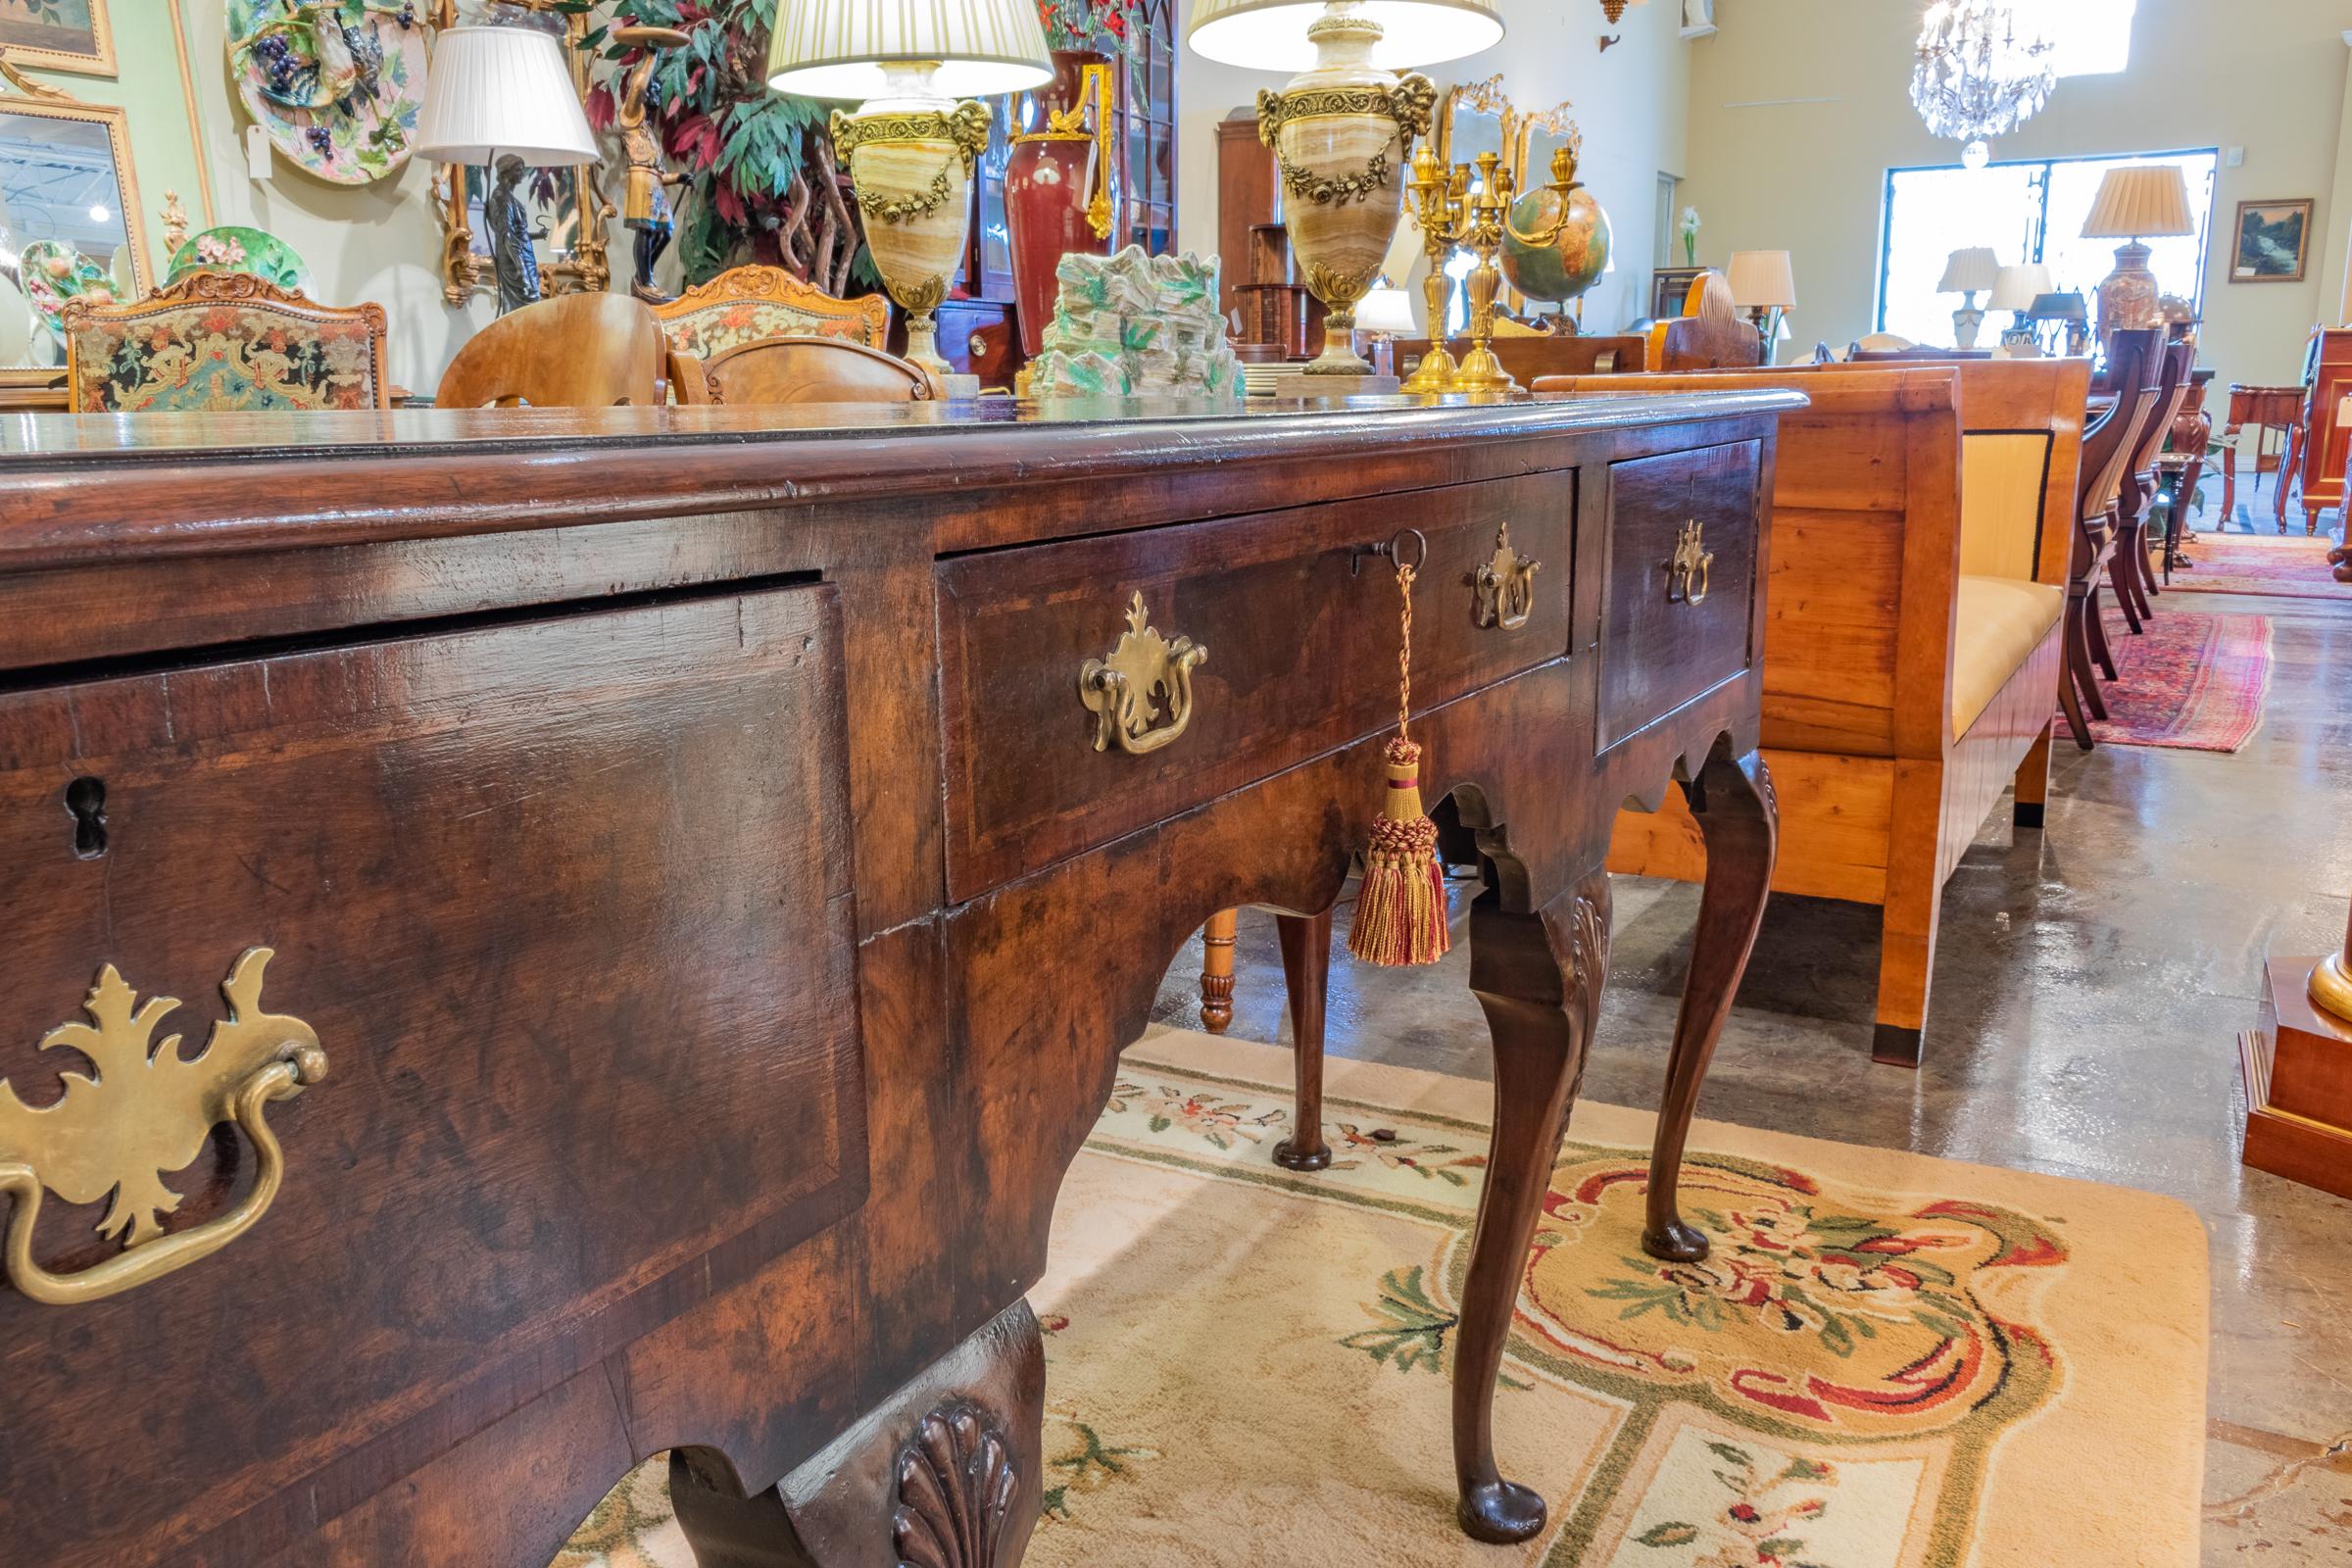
[0,0,114,77]
[2230,199,2314,284]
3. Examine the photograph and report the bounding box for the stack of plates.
[1241,362,1292,399]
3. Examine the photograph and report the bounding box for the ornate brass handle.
[0,949,326,1306]
[1078,590,1207,756]
[1468,522,1542,630]
[1665,518,1714,607]
[968,333,990,358]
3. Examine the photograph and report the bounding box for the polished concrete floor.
[1149,517,2352,1559]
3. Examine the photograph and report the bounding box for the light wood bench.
[1535,360,2088,1065]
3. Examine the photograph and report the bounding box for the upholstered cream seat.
[1952,575,2065,735]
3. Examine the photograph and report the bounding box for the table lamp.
[2082,164,2193,345]
[1353,283,1415,370]
[1989,262,2051,352]
[1189,0,1501,377]
[768,0,1052,376]
[1936,245,2000,348]
[2028,290,2087,357]
[413,24,600,316]
[1727,249,1794,363]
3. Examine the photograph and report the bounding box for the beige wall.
[1682,0,2351,388]
[1175,0,1693,338]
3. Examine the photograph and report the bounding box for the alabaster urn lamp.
[767,0,1053,376]
[1187,0,1501,376]
[2081,163,2193,348]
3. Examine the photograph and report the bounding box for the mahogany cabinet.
[0,391,1797,1566]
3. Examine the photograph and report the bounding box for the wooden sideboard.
[0,390,1797,1565]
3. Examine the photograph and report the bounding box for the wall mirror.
[0,63,145,375]
[430,0,611,305]
[1437,74,1512,179]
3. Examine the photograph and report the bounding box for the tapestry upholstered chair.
[434,293,666,410]
[668,337,942,406]
[651,266,891,361]
[61,272,390,413]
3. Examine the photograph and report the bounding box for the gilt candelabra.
[1404,145,1517,395]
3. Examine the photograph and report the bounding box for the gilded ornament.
[0,949,327,1306]
[1665,519,1714,605]
[1468,522,1542,630]
[1078,591,1208,756]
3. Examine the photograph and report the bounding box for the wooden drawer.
[937,472,1577,899]
[0,588,864,1568]
[1598,441,1763,751]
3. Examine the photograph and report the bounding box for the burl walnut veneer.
[0,390,1796,1566]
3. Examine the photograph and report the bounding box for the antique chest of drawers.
[0,391,1796,1567]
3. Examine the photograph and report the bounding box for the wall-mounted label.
[245,124,271,182]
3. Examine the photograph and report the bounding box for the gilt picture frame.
[0,0,113,78]
[2230,199,2313,284]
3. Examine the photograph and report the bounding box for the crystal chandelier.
[1911,0,2056,170]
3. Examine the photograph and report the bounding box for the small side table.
[2220,383,2306,531]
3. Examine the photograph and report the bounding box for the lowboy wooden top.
[0,391,1800,1568]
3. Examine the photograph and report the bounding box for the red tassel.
[1348,736,1450,966]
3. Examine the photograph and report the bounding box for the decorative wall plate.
[18,238,118,364]
[166,226,315,295]
[230,0,425,185]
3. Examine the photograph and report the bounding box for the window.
[2029,0,2136,78]
[1877,148,2216,343]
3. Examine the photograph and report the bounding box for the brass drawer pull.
[1079,590,1207,755]
[0,949,326,1306]
[1468,522,1541,630]
[1665,519,1713,606]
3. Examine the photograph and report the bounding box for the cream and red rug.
[558,1029,2207,1568]
[2169,533,2341,601]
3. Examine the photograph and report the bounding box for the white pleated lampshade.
[1990,262,2053,312]
[1726,250,1795,310]
[2082,166,2194,239]
[413,26,598,167]
[1186,0,1503,73]
[1936,245,2000,295]
[766,0,1053,100]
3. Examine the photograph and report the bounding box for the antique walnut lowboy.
[0,391,1796,1566]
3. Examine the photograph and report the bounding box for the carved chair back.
[62,273,391,413]
[1657,313,1763,372]
[652,266,892,360]
[668,337,942,407]
[435,294,666,410]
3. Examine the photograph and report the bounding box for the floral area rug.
[2167,533,2341,600]
[2079,603,2272,752]
[555,1029,2207,1568]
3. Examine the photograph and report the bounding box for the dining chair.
[435,293,666,410]
[2063,327,2163,747]
[669,336,943,406]
[652,265,892,358]
[62,272,391,413]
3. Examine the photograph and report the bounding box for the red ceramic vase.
[1006,49,1115,359]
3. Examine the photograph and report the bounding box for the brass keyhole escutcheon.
[1665,519,1713,607]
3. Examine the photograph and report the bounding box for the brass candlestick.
[1401,144,1463,394]
[1400,148,1516,395]
[1452,151,1517,394]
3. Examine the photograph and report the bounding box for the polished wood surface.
[435,293,667,410]
[0,391,1796,1564]
[673,338,944,406]
[2221,381,2307,529]
[1197,907,1238,1033]
[1553,362,2083,1065]
[2295,327,2352,532]
[2243,957,2352,1202]
[1395,334,1650,385]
